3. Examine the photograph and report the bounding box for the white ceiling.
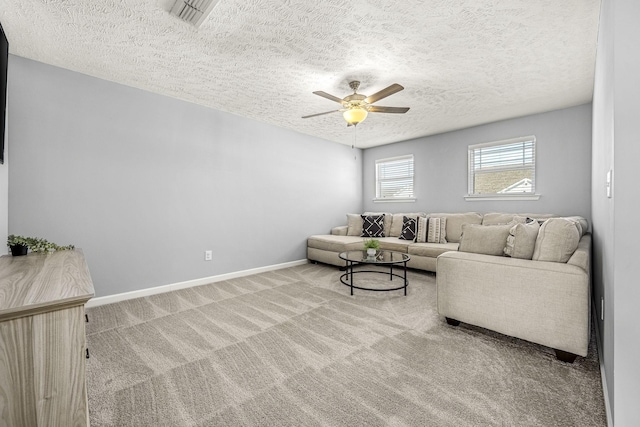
[0,0,601,148]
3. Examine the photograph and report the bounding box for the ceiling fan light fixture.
[303,81,408,126]
[343,107,368,125]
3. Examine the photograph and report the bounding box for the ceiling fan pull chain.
[352,124,356,150]
[353,125,358,160]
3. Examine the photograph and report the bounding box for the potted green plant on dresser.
[7,235,74,256]
[7,235,28,256]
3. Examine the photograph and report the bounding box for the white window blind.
[375,155,414,200]
[468,136,536,196]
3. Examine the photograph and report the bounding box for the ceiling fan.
[302,81,410,126]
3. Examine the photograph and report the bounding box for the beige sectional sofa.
[307,212,556,271]
[308,212,483,271]
[307,211,591,362]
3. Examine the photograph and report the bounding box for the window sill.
[372,198,417,203]
[464,194,541,201]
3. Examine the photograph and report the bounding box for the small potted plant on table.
[363,238,380,257]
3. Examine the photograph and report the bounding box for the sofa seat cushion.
[408,242,459,258]
[377,237,412,253]
[307,235,366,252]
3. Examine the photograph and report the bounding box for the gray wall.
[0,100,6,246]
[363,104,592,220]
[8,56,362,297]
[591,0,615,419]
[613,0,640,422]
[593,0,640,424]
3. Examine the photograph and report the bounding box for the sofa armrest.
[331,226,348,236]
[436,250,590,356]
[566,233,591,273]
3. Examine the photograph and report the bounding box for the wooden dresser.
[0,249,95,427]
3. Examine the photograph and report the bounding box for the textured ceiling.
[0,0,601,148]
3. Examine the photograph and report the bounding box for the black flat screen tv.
[0,22,8,164]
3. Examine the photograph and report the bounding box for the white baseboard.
[86,259,309,308]
[593,302,614,427]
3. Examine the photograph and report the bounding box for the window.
[467,136,538,200]
[375,155,415,202]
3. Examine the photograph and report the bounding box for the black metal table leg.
[338,251,410,296]
[349,260,354,295]
[403,260,407,296]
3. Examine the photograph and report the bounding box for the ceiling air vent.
[170,0,220,27]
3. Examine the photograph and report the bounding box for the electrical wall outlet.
[205,250,212,261]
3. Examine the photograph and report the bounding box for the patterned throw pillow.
[361,214,385,237]
[399,216,417,240]
[427,217,447,243]
[415,217,428,243]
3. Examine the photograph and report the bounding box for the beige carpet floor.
[85,263,606,426]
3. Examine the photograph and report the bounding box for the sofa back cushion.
[482,213,520,225]
[458,223,513,256]
[427,212,483,243]
[503,220,540,259]
[562,216,589,236]
[482,212,556,225]
[519,213,557,223]
[532,218,581,263]
[346,213,364,236]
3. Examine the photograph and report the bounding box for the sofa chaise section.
[307,233,366,267]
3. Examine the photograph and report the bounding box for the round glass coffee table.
[338,250,410,296]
